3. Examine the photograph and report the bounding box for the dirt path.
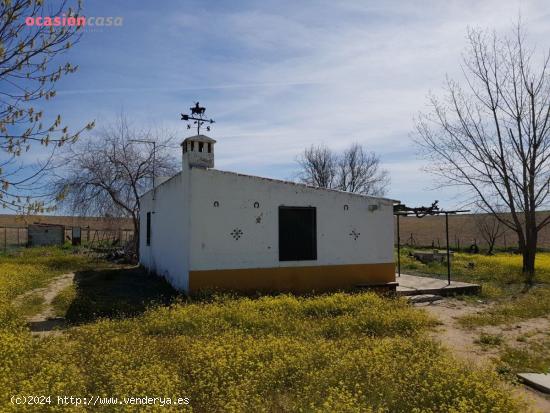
[415,298,550,412]
[13,273,74,336]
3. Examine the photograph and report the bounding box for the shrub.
[459,287,550,327]
[1,292,524,412]
[474,333,503,347]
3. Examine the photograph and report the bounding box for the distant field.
[0,214,134,249]
[397,211,550,250]
[4,212,550,251]
[0,214,133,229]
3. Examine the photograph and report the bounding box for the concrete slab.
[396,273,480,297]
[518,373,550,394]
[407,294,443,304]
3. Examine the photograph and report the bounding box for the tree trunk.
[522,231,537,285]
[487,240,495,255]
[132,216,140,261]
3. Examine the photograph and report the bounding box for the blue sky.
[9,0,550,211]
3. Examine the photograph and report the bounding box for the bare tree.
[337,143,390,196]
[297,145,336,188]
[297,143,389,196]
[475,211,505,255]
[415,22,550,284]
[54,115,178,252]
[0,0,94,213]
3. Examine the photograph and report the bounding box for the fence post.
[396,214,401,277]
[3,227,6,252]
[445,212,451,285]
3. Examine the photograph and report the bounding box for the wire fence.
[0,226,135,252]
[397,232,517,252]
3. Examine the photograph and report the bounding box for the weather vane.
[180,102,215,135]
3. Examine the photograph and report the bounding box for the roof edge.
[207,168,398,202]
[139,167,398,203]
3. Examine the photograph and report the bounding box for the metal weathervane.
[181,102,215,135]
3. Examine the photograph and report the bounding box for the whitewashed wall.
[139,172,190,290]
[188,169,394,272]
[140,164,395,293]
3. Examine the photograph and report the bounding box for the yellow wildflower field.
[0,248,526,412]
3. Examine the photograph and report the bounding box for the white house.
[139,134,396,294]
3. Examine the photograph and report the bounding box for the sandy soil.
[13,273,74,336]
[416,298,550,412]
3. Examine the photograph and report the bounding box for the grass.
[62,266,178,323]
[2,294,523,412]
[14,292,45,318]
[0,247,528,412]
[400,248,550,323]
[399,247,550,288]
[0,245,113,301]
[401,248,550,384]
[51,285,76,317]
[474,333,503,348]
[459,287,550,328]
[497,333,550,378]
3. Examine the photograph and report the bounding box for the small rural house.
[139,134,396,294]
[28,223,65,247]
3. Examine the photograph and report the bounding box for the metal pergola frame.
[394,201,469,285]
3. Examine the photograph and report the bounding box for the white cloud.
[13,0,550,212]
[174,0,550,207]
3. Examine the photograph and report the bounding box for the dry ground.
[416,298,550,412]
[13,273,75,336]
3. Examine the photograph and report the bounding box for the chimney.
[181,134,216,169]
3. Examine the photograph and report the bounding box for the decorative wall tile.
[230,228,243,240]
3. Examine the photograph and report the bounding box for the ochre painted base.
[189,263,395,294]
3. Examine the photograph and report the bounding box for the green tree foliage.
[0,0,94,213]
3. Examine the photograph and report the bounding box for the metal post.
[397,214,401,277]
[445,212,450,285]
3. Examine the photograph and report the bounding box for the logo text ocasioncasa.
[25,15,123,27]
